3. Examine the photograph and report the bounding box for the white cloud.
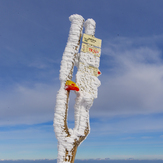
[92,35,163,117]
[90,115,163,135]
[0,83,58,125]
[1,35,163,127]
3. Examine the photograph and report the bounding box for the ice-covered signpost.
[53,14,102,163]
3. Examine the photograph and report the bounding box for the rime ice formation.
[54,15,101,163]
[84,18,96,35]
[54,14,84,163]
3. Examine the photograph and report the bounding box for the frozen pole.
[54,14,84,163]
[54,14,101,163]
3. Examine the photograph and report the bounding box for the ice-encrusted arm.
[84,18,96,35]
[74,18,98,141]
[53,14,84,163]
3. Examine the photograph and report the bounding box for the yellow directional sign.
[82,33,102,48]
[81,43,101,57]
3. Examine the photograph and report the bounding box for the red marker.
[65,80,79,91]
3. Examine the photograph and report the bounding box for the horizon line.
[1,158,163,161]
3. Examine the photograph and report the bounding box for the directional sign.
[82,34,102,48]
[81,43,101,57]
[79,62,101,77]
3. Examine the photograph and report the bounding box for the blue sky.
[0,0,163,160]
